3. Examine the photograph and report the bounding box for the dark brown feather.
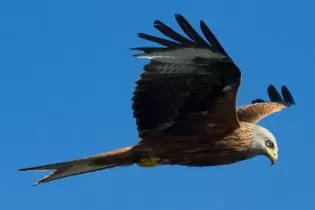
[132,14,242,139]
[200,20,228,55]
[137,33,181,48]
[174,14,211,47]
[135,122,255,167]
[153,20,195,46]
[281,85,296,106]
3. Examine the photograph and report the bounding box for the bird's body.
[19,14,295,186]
[133,122,271,167]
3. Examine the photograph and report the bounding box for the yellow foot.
[137,157,160,167]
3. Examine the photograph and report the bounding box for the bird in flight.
[19,14,296,186]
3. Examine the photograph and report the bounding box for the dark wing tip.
[134,13,229,52]
[252,99,266,104]
[281,85,296,106]
[153,20,162,25]
[251,85,296,108]
[267,85,284,103]
[174,13,211,48]
[174,13,185,19]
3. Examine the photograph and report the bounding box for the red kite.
[19,14,295,186]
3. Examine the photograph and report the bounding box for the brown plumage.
[237,85,295,123]
[19,14,296,186]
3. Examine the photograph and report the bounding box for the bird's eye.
[266,140,274,149]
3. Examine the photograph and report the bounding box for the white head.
[250,124,278,165]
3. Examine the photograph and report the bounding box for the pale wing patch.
[135,48,227,64]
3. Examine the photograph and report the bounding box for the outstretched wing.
[131,14,242,138]
[237,85,296,124]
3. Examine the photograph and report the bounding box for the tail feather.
[19,146,136,186]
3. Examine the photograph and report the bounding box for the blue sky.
[1,0,314,209]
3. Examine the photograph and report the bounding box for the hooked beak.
[266,150,278,165]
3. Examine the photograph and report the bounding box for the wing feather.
[237,85,295,124]
[200,20,228,55]
[174,14,211,48]
[153,20,195,46]
[132,14,242,138]
[137,33,181,48]
[281,86,296,106]
[268,85,283,102]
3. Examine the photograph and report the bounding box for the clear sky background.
[1,0,314,209]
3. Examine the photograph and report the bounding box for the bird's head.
[250,124,278,165]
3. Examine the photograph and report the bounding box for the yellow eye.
[266,140,274,149]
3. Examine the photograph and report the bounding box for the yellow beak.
[266,150,278,165]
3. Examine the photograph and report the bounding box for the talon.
[137,157,160,167]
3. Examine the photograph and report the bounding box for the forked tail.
[18,146,137,186]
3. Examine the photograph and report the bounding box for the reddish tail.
[19,146,137,186]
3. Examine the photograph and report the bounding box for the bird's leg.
[133,145,161,167]
[136,157,161,167]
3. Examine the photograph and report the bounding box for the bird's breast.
[143,132,253,167]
